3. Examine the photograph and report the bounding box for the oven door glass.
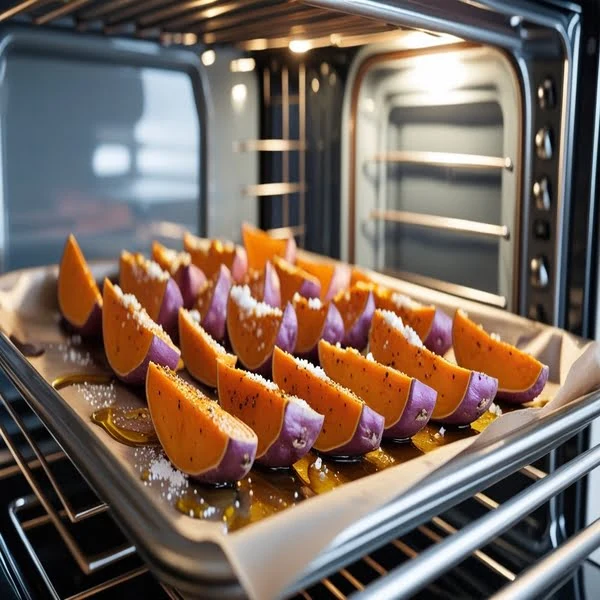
[347,45,521,310]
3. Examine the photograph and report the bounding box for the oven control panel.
[524,61,565,326]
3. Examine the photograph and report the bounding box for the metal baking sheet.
[0,258,598,600]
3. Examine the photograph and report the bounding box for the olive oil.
[91,406,158,446]
[52,372,113,390]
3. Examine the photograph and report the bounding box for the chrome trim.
[299,62,307,246]
[351,442,600,600]
[282,66,290,227]
[233,139,306,152]
[368,150,513,172]
[370,210,510,241]
[490,518,600,600]
[242,182,304,197]
[382,268,508,308]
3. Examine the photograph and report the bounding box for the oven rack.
[0,0,402,49]
[1,357,600,599]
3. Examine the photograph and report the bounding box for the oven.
[0,1,599,599]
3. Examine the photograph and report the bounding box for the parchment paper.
[0,262,598,600]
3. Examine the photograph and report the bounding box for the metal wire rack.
[2,375,600,599]
[0,0,401,49]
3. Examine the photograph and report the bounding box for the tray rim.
[0,263,598,597]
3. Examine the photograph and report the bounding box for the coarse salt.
[490,332,501,341]
[311,457,323,470]
[488,402,503,416]
[366,352,375,362]
[390,292,419,310]
[244,370,277,390]
[294,355,327,380]
[307,297,322,310]
[76,382,116,409]
[135,447,189,500]
[380,309,424,348]
[230,285,282,318]
[185,310,227,354]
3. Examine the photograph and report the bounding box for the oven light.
[289,39,311,53]
[231,83,248,112]
[201,49,216,66]
[230,58,256,73]
[311,78,320,93]
[407,53,466,93]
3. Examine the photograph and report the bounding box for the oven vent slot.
[0,0,404,47]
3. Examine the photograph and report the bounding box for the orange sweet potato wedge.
[178,308,237,388]
[272,347,384,456]
[217,361,323,467]
[452,309,549,403]
[332,285,375,350]
[226,284,297,374]
[369,309,497,425]
[146,362,257,483]
[241,223,297,271]
[272,255,321,306]
[292,294,344,359]
[318,340,436,440]
[295,256,351,301]
[360,282,452,355]
[57,234,102,335]
[102,279,180,384]
[119,251,183,338]
[183,232,248,282]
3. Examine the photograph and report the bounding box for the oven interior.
[0,0,598,599]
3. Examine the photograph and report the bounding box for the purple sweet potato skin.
[117,336,180,385]
[322,404,384,457]
[259,400,324,467]
[192,436,257,484]
[423,308,452,355]
[435,371,498,426]
[176,264,206,309]
[298,277,321,299]
[497,364,549,404]
[263,261,281,308]
[324,264,351,302]
[156,278,184,340]
[384,379,437,440]
[342,291,375,351]
[231,247,248,283]
[72,301,102,337]
[202,265,232,341]
[297,303,345,363]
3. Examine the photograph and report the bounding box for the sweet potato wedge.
[217,361,323,467]
[452,309,549,403]
[146,362,257,483]
[295,256,351,301]
[178,308,237,388]
[333,285,375,350]
[272,347,384,456]
[194,264,232,341]
[119,251,183,339]
[151,241,206,309]
[363,283,452,355]
[102,279,180,384]
[184,232,248,283]
[272,255,321,306]
[227,284,297,374]
[318,340,436,439]
[241,260,281,307]
[292,294,345,360]
[57,234,102,335]
[242,222,297,271]
[369,309,497,425]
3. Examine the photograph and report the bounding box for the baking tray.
[0,257,599,600]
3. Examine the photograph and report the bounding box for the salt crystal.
[366,352,375,362]
[294,355,327,380]
[76,382,116,409]
[230,285,282,318]
[390,292,419,310]
[488,402,503,416]
[438,426,446,437]
[380,309,424,348]
[312,457,323,470]
[307,297,322,310]
[490,332,501,341]
[244,371,277,390]
[185,309,227,354]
